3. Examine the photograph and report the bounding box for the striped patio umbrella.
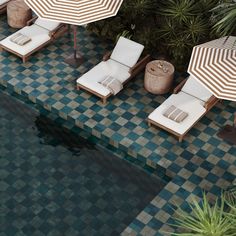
[188,36,236,101]
[24,0,123,25]
[24,0,124,66]
[188,36,236,144]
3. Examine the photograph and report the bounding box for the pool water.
[0,91,166,236]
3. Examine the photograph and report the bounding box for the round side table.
[7,0,32,28]
[144,60,175,94]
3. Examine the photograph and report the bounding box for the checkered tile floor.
[0,91,166,236]
[1,14,236,235]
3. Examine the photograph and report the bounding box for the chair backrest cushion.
[0,0,10,5]
[35,18,60,31]
[110,37,144,68]
[181,75,212,102]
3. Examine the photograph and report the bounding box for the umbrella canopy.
[24,0,124,67]
[24,0,123,25]
[188,36,236,101]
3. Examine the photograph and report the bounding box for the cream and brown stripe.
[24,0,123,25]
[188,36,236,101]
[163,105,188,123]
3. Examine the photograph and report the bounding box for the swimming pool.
[0,91,166,236]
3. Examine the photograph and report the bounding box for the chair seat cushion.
[182,75,212,102]
[76,59,130,97]
[0,24,50,56]
[148,92,206,135]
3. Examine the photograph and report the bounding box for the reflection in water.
[35,115,95,155]
[0,91,166,236]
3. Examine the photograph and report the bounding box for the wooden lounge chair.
[0,17,68,62]
[0,0,10,14]
[147,75,219,142]
[76,36,151,104]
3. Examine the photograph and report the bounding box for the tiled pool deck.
[1,14,236,235]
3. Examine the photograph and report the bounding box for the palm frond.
[212,1,236,36]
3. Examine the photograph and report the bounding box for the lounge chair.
[0,17,68,62]
[147,75,219,142]
[0,0,10,14]
[76,36,151,104]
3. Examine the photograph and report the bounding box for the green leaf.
[212,1,236,36]
[165,192,236,235]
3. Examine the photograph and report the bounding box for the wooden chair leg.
[178,135,183,142]
[147,121,151,127]
[102,97,107,105]
[76,85,80,90]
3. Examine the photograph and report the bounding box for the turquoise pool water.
[0,91,166,236]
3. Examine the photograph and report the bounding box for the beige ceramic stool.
[144,60,175,94]
[7,0,32,28]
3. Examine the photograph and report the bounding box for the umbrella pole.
[65,25,83,67]
[234,113,236,129]
[217,113,236,145]
[73,25,77,59]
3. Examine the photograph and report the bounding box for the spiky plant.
[156,0,218,70]
[225,185,236,209]
[224,184,236,227]
[184,16,209,43]
[134,27,159,51]
[168,193,236,236]
[212,0,236,36]
[196,0,221,14]
[87,0,220,71]
[121,0,155,20]
[158,0,197,23]
[87,0,157,43]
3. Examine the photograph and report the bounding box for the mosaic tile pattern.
[0,91,166,236]
[1,14,236,235]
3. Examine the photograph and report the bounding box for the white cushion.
[148,92,206,135]
[0,0,9,5]
[77,59,130,97]
[110,37,144,68]
[181,75,212,102]
[0,24,50,56]
[35,18,60,31]
[0,0,10,4]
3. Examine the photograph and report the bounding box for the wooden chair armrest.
[204,95,219,111]
[27,16,38,26]
[0,2,8,10]
[173,78,187,94]
[103,52,111,61]
[49,24,67,37]
[129,54,151,74]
